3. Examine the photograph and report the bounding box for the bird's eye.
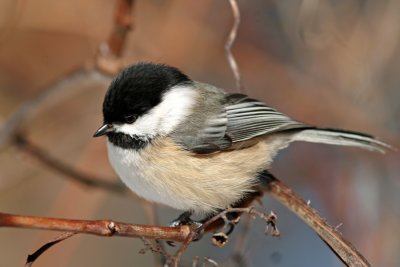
[125,115,137,124]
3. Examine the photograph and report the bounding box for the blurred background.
[0,0,399,266]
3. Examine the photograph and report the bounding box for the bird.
[93,62,390,226]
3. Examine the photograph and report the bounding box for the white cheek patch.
[115,85,197,137]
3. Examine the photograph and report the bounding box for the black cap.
[102,62,193,125]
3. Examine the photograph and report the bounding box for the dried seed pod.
[212,232,228,248]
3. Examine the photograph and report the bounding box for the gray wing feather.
[183,93,307,152]
[224,94,307,143]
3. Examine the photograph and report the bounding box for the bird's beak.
[93,124,114,137]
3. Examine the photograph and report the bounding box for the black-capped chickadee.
[94,62,390,225]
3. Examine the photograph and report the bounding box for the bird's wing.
[224,94,308,143]
[186,93,308,154]
[186,93,392,154]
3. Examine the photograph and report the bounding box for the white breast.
[107,141,180,206]
[107,137,274,214]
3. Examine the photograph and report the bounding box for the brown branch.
[0,206,276,267]
[96,0,135,75]
[107,0,135,57]
[170,231,198,267]
[0,212,190,242]
[13,133,128,195]
[262,174,371,267]
[226,0,244,92]
[0,68,111,149]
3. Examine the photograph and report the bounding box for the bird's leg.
[169,211,202,228]
[199,173,273,236]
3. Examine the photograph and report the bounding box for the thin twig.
[226,0,243,92]
[204,257,219,267]
[200,207,277,235]
[25,232,76,267]
[170,230,198,267]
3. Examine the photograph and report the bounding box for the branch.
[107,0,135,57]
[0,207,274,267]
[225,0,243,92]
[13,133,128,195]
[261,173,371,267]
[1,174,371,267]
[0,68,111,149]
[0,0,136,196]
[0,212,190,242]
[96,0,135,75]
[0,0,135,150]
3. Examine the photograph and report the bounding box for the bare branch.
[169,231,198,267]
[13,133,128,195]
[96,0,135,75]
[0,0,135,151]
[0,68,111,149]
[0,212,191,242]
[106,0,135,57]
[225,0,244,92]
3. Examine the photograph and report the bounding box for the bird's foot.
[169,211,202,228]
[168,211,204,245]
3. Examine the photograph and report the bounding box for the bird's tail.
[292,128,392,153]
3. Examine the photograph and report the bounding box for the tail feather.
[293,128,392,153]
